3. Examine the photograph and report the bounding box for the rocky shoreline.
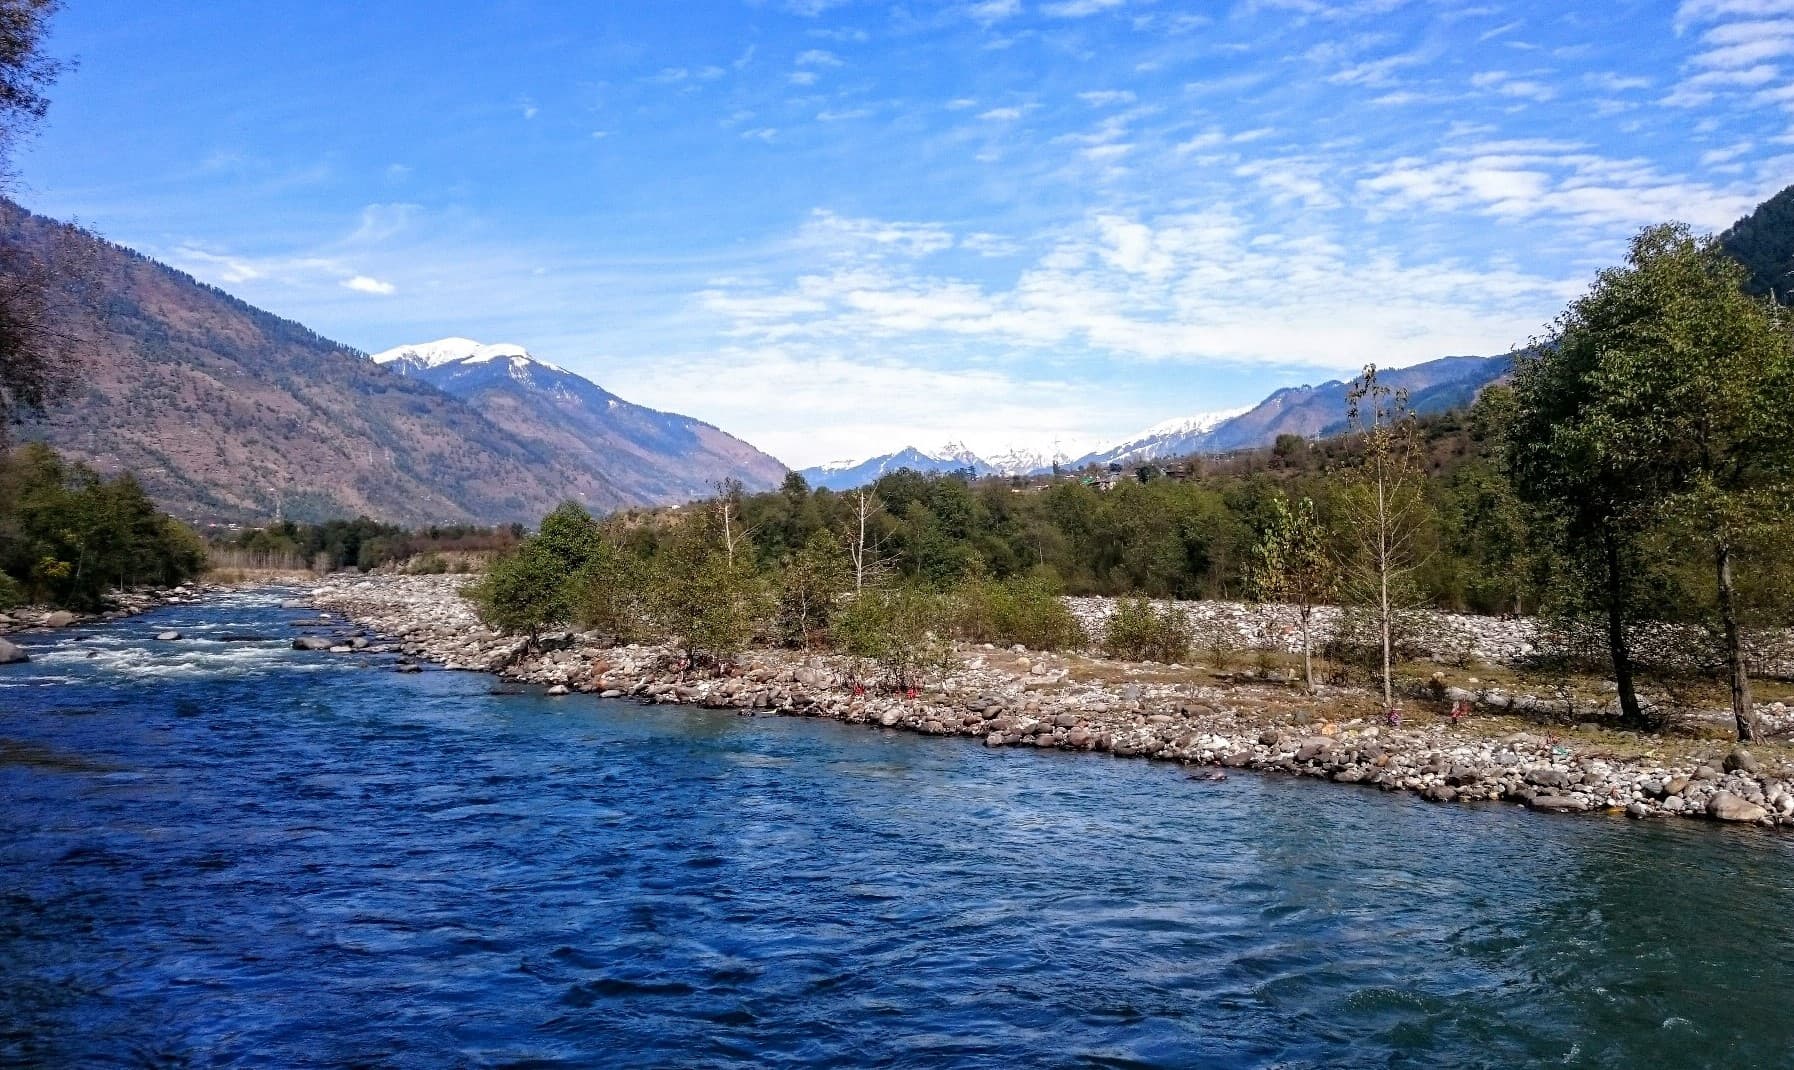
[306,574,1794,831]
[0,583,221,662]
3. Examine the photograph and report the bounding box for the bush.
[1101,596,1192,662]
[833,583,958,690]
[951,573,1086,651]
[1194,606,1245,671]
[0,573,20,609]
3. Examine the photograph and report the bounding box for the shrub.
[1194,607,1244,671]
[776,532,850,648]
[1101,596,1192,662]
[833,583,958,690]
[951,573,1086,651]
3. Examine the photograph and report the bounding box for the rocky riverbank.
[0,584,216,637]
[305,574,1794,831]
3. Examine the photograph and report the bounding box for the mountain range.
[368,337,785,507]
[2,200,784,525]
[798,352,1514,491]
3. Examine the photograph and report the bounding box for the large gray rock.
[43,610,77,628]
[155,631,181,641]
[291,636,333,651]
[1723,748,1760,775]
[1708,791,1769,823]
[0,638,27,664]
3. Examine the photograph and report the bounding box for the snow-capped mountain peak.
[369,337,563,374]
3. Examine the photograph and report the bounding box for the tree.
[0,1,76,436]
[776,530,849,648]
[832,581,957,691]
[647,513,767,667]
[1520,224,1794,741]
[1341,365,1431,712]
[844,488,891,592]
[463,501,599,641]
[1250,495,1334,690]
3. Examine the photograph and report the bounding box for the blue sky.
[16,0,1792,466]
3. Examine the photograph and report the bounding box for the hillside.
[1718,183,1794,304]
[1,201,782,526]
[370,338,785,503]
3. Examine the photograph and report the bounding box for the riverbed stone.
[1723,748,1760,775]
[1708,791,1769,823]
[43,610,77,628]
[0,638,26,664]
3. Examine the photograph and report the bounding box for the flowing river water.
[3,589,1793,1068]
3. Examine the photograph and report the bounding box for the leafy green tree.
[463,501,601,641]
[647,514,768,666]
[465,541,573,642]
[1250,495,1334,690]
[776,530,850,647]
[570,540,650,643]
[1519,224,1794,740]
[833,581,957,690]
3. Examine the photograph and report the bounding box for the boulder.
[0,638,27,664]
[546,684,569,696]
[1723,748,1760,775]
[1295,737,1337,761]
[1707,791,1769,823]
[43,610,77,628]
[1527,794,1589,813]
[291,636,333,651]
[155,631,181,641]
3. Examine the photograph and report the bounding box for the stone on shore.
[0,637,27,664]
[43,610,77,628]
[1708,791,1769,823]
[292,636,333,651]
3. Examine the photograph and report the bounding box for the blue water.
[3,591,1793,1068]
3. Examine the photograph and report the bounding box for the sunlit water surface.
[3,591,1792,1068]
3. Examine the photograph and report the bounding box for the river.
[2,589,1791,1068]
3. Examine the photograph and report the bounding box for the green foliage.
[464,539,574,640]
[1100,596,1193,663]
[571,542,651,644]
[775,531,850,648]
[950,571,1086,651]
[645,515,768,665]
[833,582,958,690]
[0,442,205,608]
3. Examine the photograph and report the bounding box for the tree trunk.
[1378,474,1393,711]
[1602,531,1644,728]
[1299,606,1314,691]
[1715,538,1758,742]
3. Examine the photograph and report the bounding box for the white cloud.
[978,106,1025,120]
[1078,89,1138,106]
[343,275,396,295]
[967,0,1021,23]
[795,49,844,66]
[1042,0,1124,15]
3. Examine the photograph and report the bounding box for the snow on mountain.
[1070,406,1253,469]
[365,337,789,501]
[368,337,565,375]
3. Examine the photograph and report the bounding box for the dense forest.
[0,442,206,609]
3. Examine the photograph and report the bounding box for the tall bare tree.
[1342,365,1431,712]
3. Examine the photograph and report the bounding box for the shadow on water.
[2,589,1792,1068]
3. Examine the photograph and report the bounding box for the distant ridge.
[799,353,1515,492]
[370,337,787,506]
